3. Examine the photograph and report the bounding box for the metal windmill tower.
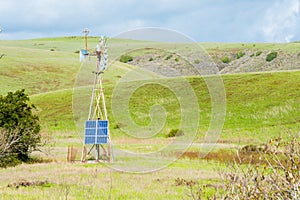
[82,35,113,162]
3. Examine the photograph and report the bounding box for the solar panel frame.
[84,120,109,144]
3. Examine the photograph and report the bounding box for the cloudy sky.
[0,0,300,42]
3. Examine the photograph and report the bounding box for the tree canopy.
[0,89,41,165]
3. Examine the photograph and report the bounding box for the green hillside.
[0,37,299,144]
[29,69,300,144]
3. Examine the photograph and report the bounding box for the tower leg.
[81,145,87,162]
[95,144,100,161]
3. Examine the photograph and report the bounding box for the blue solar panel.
[84,120,109,144]
[85,137,95,144]
[97,137,108,144]
[98,120,108,127]
[86,120,96,128]
[97,128,108,135]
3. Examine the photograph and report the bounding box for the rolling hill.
[1,37,299,144]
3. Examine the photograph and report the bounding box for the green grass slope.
[30,68,300,144]
[0,37,299,144]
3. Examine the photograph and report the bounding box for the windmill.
[0,28,5,60]
[81,34,112,162]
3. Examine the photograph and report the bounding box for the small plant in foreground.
[188,137,300,199]
[221,137,300,199]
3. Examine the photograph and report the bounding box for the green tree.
[0,89,41,164]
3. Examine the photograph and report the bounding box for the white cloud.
[0,0,300,42]
[262,0,300,42]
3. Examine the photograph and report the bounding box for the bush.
[266,52,278,62]
[0,89,41,167]
[236,51,245,59]
[175,57,179,62]
[189,137,300,199]
[221,56,230,64]
[119,55,133,63]
[221,137,300,199]
[194,59,201,64]
[256,51,262,56]
[149,57,154,61]
[0,156,22,168]
[165,54,173,60]
[166,129,184,137]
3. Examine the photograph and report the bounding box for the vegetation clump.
[165,54,173,60]
[119,55,133,63]
[266,51,278,62]
[166,129,184,137]
[221,56,230,64]
[189,137,300,199]
[194,59,201,64]
[0,89,41,168]
[256,51,263,56]
[236,51,245,59]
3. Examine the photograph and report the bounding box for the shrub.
[165,54,173,60]
[0,156,22,168]
[250,53,255,57]
[194,59,201,64]
[236,51,245,59]
[221,137,300,199]
[166,129,184,137]
[188,137,300,199]
[149,57,154,61]
[175,57,179,62]
[221,56,230,64]
[266,52,278,62]
[119,55,133,63]
[0,89,41,167]
[256,51,262,56]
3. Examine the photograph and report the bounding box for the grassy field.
[0,37,299,199]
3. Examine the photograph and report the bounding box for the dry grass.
[0,158,219,199]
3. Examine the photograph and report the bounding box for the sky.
[0,0,300,42]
